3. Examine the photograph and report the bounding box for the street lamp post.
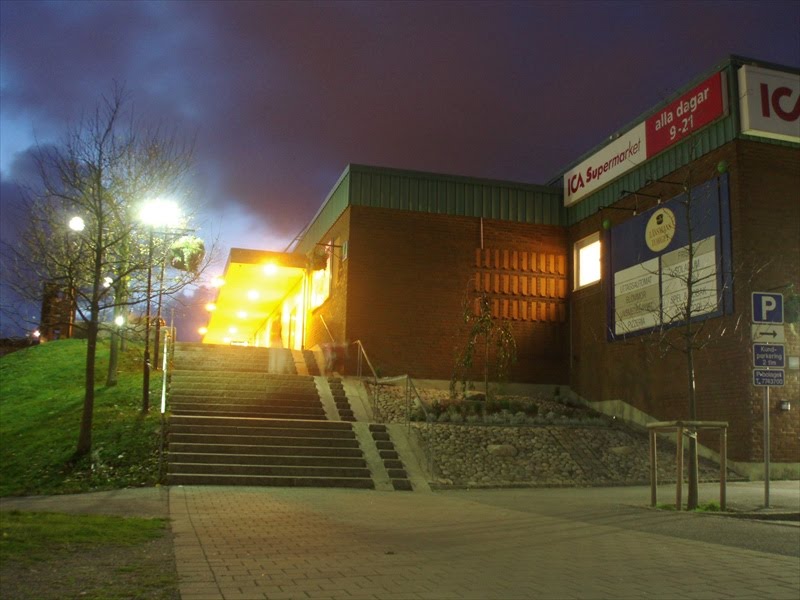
[142,229,155,412]
[139,198,182,413]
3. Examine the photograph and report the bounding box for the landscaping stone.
[368,382,732,488]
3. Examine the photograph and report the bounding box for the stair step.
[168,452,367,468]
[169,416,352,430]
[392,479,413,491]
[169,423,357,439]
[168,443,364,458]
[379,450,398,460]
[387,468,408,479]
[170,392,319,405]
[168,433,361,448]
[166,473,375,489]
[169,462,372,478]
[170,400,325,414]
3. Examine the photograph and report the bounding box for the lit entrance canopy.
[202,248,307,346]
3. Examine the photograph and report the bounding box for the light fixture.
[198,326,208,335]
[68,216,85,232]
[228,326,238,334]
[237,310,247,319]
[779,400,791,411]
[263,262,278,275]
[205,303,217,312]
[212,277,226,288]
[247,290,260,301]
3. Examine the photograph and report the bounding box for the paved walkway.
[3,482,799,599]
[168,482,800,600]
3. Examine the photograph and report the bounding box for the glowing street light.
[69,216,85,232]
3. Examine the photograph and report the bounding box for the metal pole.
[142,229,153,413]
[720,428,727,512]
[153,250,167,370]
[649,429,658,507]
[676,427,684,511]
[764,387,770,508]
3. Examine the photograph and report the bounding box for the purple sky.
[1,1,799,336]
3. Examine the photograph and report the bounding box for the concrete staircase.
[166,343,375,489]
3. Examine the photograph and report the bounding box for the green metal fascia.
[294,166,351,255]
[346,164,565,225]
[293,164,566,255]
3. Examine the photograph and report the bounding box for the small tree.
[612,159,762,509]
[451,288,517,400]
[1,85,200,459]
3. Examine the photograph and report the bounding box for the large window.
[574,232,601,289]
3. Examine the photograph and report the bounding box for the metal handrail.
[319,314,336,343]
[351,340,381,419]
[156,325,175,481]
[350,339,436,479]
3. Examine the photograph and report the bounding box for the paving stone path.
[170,483,800,600]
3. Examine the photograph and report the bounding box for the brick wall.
[568,140,800,462]
[341,206,569,383]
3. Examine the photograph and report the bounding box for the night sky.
[1,1,799,337]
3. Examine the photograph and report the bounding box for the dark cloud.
[1,0,799,334]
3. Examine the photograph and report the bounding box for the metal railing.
[351,340,436,478]
[156,325,175,480]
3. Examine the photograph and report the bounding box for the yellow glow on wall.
[310,261,331,309]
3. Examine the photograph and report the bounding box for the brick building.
[204,56,799,475]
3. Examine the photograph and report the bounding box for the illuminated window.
[310,246,332,309]
[574,233,601,289]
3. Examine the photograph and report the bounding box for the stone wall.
[414,422,725,488]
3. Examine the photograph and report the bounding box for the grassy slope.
[0,339,163,496]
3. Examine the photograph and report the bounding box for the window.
[574,233,601,289]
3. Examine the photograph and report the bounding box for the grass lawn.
[0,338,164,496]
[0,339,178,599]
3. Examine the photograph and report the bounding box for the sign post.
[751,292,784,508]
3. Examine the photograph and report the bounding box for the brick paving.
[170,483,800,600]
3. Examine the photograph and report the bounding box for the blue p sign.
[752,292,784,324]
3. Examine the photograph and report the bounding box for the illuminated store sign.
[607,174,733,339]
[738,64,800,143]
[564,72,728,206]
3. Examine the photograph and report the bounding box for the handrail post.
[650,428,658,508]
[675,426,684,511]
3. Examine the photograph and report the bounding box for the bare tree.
[1,85,202,459]
[611,159,762,509]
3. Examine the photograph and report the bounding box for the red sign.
[645,72,726,156]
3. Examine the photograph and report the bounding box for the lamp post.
[138,199,182,413]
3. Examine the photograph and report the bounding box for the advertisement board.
[564,72,728,207]
[607,174,733,339]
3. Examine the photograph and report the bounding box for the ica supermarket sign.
[564,72,728,207]
[738,65,800,143]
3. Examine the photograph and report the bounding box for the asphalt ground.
[2,481,799,599]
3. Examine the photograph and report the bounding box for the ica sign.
[739,65,800,143]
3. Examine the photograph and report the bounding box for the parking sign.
[752,292,783,324]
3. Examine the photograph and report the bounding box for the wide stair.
[166,343,375,489]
